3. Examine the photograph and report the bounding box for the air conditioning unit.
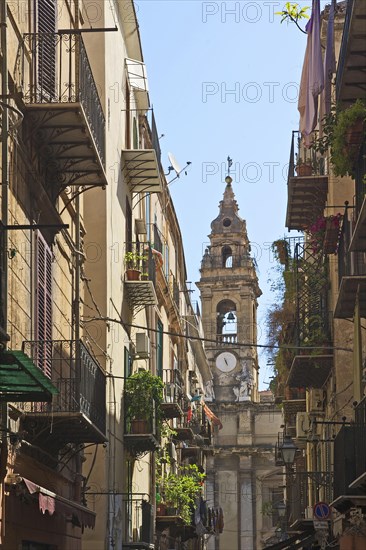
[296,412,311,439]
[307,389,324,414]
[135,333,150,358]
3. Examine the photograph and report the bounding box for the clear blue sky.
[137,1,328,388]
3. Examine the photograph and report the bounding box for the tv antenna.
[165,152,192,185]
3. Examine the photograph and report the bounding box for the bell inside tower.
[216,299,237,344]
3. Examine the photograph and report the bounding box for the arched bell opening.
[216,299,237,344]
[222,245,233,268]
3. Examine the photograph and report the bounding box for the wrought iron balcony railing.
[335,210,366,318]
[124,242,158,309]
[286,131,328,231]
[15,32,105,167]
[20,340,106,444]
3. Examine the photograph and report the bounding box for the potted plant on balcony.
[331,99,366,177]
[295,157,312,176]
[124,369,164,434]
[313,101,366,177]
[124,250,147,281]
[159,464,206,524]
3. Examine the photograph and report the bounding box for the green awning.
[0,350,58,402]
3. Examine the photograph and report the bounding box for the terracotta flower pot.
[130,419,149,434]
[125,269,141,281]
[296,163,312,176]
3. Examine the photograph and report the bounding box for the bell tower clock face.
[215,351,237,372]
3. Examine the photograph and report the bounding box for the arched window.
[222,246,232,268]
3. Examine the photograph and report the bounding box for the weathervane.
[226,156,233,184]
[227,156,233,176]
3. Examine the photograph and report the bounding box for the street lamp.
[280,435,297,466]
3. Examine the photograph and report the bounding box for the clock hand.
[224,358,228,366]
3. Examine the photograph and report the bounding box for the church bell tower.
[196,171,263,550]
[197,173,261,404]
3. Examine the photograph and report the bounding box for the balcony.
[19,340,107,447]
[124,242,158,310]
[349,142,366,251]
[121,149,162,193]
[122,495,154,550]
[286,131,328,231]
[335,214,366,318]
[287,355,333,389]
[161,370,184,420]
[15,33,106,194]
[336,0,366,104]
[124,395,159,455]
[331,424,366,512]
[343,398,366,495]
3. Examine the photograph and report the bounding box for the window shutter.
[37,0,57,99]
[35,231,53,378]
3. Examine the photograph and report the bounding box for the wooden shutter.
[156,320,163,379]
[37,0,57,99]
[35,231,53,378]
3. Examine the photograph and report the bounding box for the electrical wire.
[81,315,354,353]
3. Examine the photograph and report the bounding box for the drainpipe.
[0,7,9,544]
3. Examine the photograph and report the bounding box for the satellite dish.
[167,152,182,178]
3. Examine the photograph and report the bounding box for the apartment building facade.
[0,1,216,549]
[273,1,366,548]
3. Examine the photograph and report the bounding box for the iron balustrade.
[124,241,157,285]
[21,339,106,436]
[288,130,328,180]
[16,33,105,166]
[338,213,366,283]
[150,223,164,254]
[333,424,359,499]
[293,241,331,348]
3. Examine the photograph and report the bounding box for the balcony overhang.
[0,350,58,402]
[330,495,366,513]
[174,426,195,441]
[124,280,158,309]
[286,175,328,230]
[350,195,366,251]
[124,433,160,454]
[336,0,366,103]
[21,409,107,445]
[334,276,366,318]
[161,402,183,419]
[122,149,162,193]
[282,399,306,416]
[287,355,333,389]
[24,104,107,189]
